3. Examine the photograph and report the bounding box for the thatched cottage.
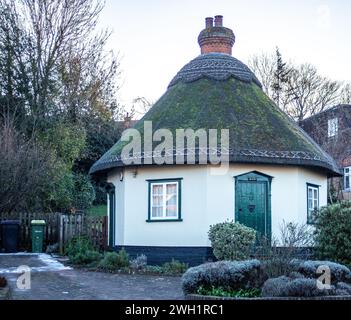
[90,16,340,265]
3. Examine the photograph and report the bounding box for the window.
[344,167,351,191]
[307,184,319,224]
[147,179,182,221]
[328,118,338,137]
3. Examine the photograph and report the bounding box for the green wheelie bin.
[31,220,46,253]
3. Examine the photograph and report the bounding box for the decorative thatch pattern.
[168,53,262,88]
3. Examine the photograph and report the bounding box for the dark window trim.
[146,219,183,223]
[147,178,182,222]
[306,183,320,225]
[146,178,183,182]
[106,183,116,247]
[344,167,351,192]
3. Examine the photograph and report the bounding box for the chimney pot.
[205,17,214,28]
[198,15,235,55]
[214,15,223,27]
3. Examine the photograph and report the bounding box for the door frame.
[234,171,272,240]
[106,183,116,247]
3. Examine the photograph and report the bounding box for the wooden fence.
[0,212,107,253]
[58,214,108,253]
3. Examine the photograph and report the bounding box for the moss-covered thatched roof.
[90,53,340,176]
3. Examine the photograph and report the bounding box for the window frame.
[147,178,183,222]
[306,183,320,225]
[344,167,351,192]
[327,118,338,138]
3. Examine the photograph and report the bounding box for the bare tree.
[0,118,54,213]
[248,52,277,98]
[0,0,122,133]
[248,50,345,121]
[284,63,341,121]
[340,83,351,105]
[130,96,153,118]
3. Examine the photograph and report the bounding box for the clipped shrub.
[261,276,291,297]
[98,248,130,272]
[262,277,337,297]
[65,236,101,265]
[162,259,188,274]
[336,282,351,296]
[290,260,351,284]
[182,260,266,295]
[130,255,147,271]
[208,221,256,261]
[314,201,351,266]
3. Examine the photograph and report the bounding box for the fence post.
[59,214,64,255]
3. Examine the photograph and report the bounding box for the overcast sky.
[99,0,351,115]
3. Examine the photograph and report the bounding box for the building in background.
[300,105,351,201]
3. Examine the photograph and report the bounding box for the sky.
[99,0,351,115]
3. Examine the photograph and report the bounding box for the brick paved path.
[0,254,183,300]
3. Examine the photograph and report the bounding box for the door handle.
[248,205,256,212]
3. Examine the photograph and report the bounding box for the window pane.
[313,200,318,209]
[152,195,162,206]
[346,176,350,190]
[153,185,163,195]
[308,199,313,209]
[166,184,177,195]
[166,183,178,217]
[313,189,318,199]
[152,206,163,217]
[328,118,338,137]
[308,188,312,199]
[151,184,164,218]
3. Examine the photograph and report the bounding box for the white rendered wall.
[108,164,327,247]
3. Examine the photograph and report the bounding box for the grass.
[86,205,107,216]
[197,286,261,298]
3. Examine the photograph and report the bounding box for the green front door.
[235,172,272,239]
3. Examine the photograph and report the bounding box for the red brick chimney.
[198,15,235,55]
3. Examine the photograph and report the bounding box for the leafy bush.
[98,248,130,272]
[162,259,188,274]
[145,265,164,274]
[135,259,187,275]
[182,260,266,295]
[72,173,95,210]
[208,221,256,261]
[290,260,351,284]
[314,201,351,266]
[65,236,101,265]
[130,255,147,271]
[48,169,95,212]
[197,286,261,298]
[261,277,337,297]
